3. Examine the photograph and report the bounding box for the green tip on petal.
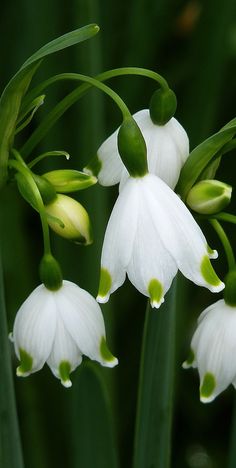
[59,361,72,388]
[200,372,216,403]
[201,255,224,292]
[182,349,195,369]
[148,278,164,308]
[83,154,102,178]
[100,337,118,367]
[207,245,218,259]
[16,348,33,377]
[97,268,112,303]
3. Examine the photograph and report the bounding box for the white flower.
[85,110,189,189]
[97,174,224,308]
[12,280,118,387]
[183,299,236,403]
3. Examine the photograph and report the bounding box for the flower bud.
[186,180,232,214]
[117,117,148,178]
[45,194,93,245]
[39,254,63,290]
[149,88,177,125]
[42,169,97,193]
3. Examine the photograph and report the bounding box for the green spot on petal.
[17,348,33,376]
[59,361,72,388]
[98,268,112,298]
[201,255,221,287]
[100,336,115,362]
[200,372,216,400]
[148,278,163,305]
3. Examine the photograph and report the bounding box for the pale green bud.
[45,194,93,245]
[42,169,97,193]
[186,179,232,214]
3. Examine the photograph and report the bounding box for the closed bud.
[117,117,148,178]
[186,179,232,214]
[39,254,62,290]
[42,169,97,193]
[45,194,93,245]
[149,88,177,125]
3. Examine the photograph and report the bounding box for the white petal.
[191,300,236,402]
[97,178,139,302]
[13,285,57,375]
[127,184,178,307]
[132,111,189,189]
[55,281,118,368]
[142,174,224,292]
[47,316,82,388]
[96,127,123,186]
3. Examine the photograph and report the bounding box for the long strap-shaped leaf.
[133,278,177,468]
[71,363,119,468]
[0,23,99,189]
[0,251,24,468]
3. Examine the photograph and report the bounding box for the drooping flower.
[97,173,224,308]
[84,110,189,189]
[183,298,236,403]
[12,280,118,387]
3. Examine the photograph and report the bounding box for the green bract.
[43,169,97,192]
[118,117,148,177]
[149,88,177,125]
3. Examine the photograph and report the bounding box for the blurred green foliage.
[1,0,236,467]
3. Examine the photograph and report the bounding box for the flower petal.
[13,285,57,375]
[142,174,224,292]
[55,281,118,368]
[96,127,124,186]
[97,178,139,302]
[47,315,82,388]
[127,185,178,307]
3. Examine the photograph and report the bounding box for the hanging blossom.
[84,110,189,189]
[97,173,224,308]
[183,298,236,403]
[11,280,118,387]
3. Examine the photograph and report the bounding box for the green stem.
[210,212,236,225]
[20,68,169,159]
[0,250,25,468]
[8,151,51,255]
[209,219,235,270]
[21,67,169,110]
[133,279,177,468]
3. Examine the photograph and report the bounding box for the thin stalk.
[8,151,51,255]
[21,66,169,110]
[210,212,236,225]
[209,219,235,270]
[133,279,177,468]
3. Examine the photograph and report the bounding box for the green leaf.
[133,279,177,468]
[0,24,99,189]
[0,251,24,468]
[71,363,118,468]
[176,118,236,201]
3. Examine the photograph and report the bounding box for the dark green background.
[1,1,236,467]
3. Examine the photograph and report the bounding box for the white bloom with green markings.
[183,299,236,403]
[97,173,224,307]
[84,110,189,189]
[12,280,117,387]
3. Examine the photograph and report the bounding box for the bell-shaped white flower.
[12,280,118,387]
[84,110,189,189]
[97,173,224,308]
[183,299,236,403]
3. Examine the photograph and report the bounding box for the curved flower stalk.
[183,298,236,403]
[11,280,118,387]
[97,173,224,308]
[84,110,189,189]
